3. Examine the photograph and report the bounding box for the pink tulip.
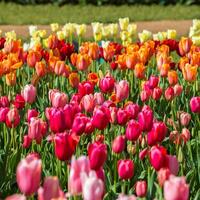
[147,121,167,146]
[164,175,189,200]
[166,155,179,175]
[0,96,10,107]
[22,135,32,148]
[99,75,115,93]
[5,194,26,200]
[139,148,148,161]
[149,75,159,89]
[94,92,104,105]
[81,94,96,113]
[138,105,153,132]
[173,84,183,96]
[6,108,20,128]
[54,132,78,161]
[117,194,137,200]
[125,120,141,141]
[135,180,147,197]
[27,109,38,123]
[38,176,64,200]
[140,90,151,102]
[181,128,191,143]
[152,87,162,100]
[109,106,118,124]
[21,84,37,104]
[63,104,76,129]
[124,103,140,119]
[92,106,110,130]
[81,171,104,200]
[157,168,171,187]
[190,96,200,113]
[68,156,90,195]
[72,113,88,135]
[51,91,68,108]
[117,159,134,180]
[115,80,129,101]
[165,87,174,101]
[0,107,9,123]
[180,112,191,127]
[117,108,129,125]
[88,142,107,170]
[112,135,126,154]
[16,155,42,195]
[78,81,94,97]
[13,94,25,109]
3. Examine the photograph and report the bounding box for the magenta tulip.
[190,96,200,113]
[112,135,126,154]
[117,159,134,180]
[125,119,141,141]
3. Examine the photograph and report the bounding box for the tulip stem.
[122,180,126,194]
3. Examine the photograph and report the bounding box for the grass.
[0,3,199,24]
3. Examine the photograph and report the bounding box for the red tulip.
[88,142,107,170]
[54,132,78,161]
[181,128,191,143]
[135,180,147,197]
[6,108,20,128]
[166,155,179,175]
[150,145,167,171]
[138,105,153,132]
[117,159,134,180]
[49,108,66,133]
[148,75,159,89]
[112,135,126,154]
[22,135,32,149]
[27,109,38,123]
[152,87,162,101]
[72,113,88,135]
[0,107,9,123]
[63,104,76,129]
[147,121,167,146]
[157,168,171,187]
[0,96,10,107]
[99,75,115,93]
[125,119,141,141]
[139,148,148,160]
[190,96,200,113]
[21,84,37,104]
[165,87,174,101]
[16,154,42,195]
[13,94,25,109]
[78,81,94,97]
[124,103,140,119]
[92,106,110,130]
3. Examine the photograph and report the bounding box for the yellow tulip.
[91,22,103,35]
[38,30,47,38]
[63,23,76,35]
[127,23,137,37]
[102,25,111,39]
[157,32,167,41]
[109,23,118,37]
[76,24,87,37]
[192,36,200,46]
[167,29,177,39]
[138,30,152,43]
[56,31,65,40]
[29,25,38,36]
[5,31,16,42]
[50,23,59,32]
[119,17,129,31]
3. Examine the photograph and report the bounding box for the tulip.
[178,37,192,56]
[16,155,41,195]
[115,80,129,102]
[117,159,134,180]
[99,75,115,94]
[88,142,107,170]
[81,94,96,113]
[190,97,200,113]
[152,87,162,100]
[168,70,178,85]
[6,71,17,86]
[54,132,78,161]
[138,105,153,132]
[148,75,159,89]
[117,108,129,125]
[112,135,126,154]
[49,90,68,108]
[94,92,104,105]
[166,155,179,175]
[124,103,140,119]
[139,148,148,160]
[13,94,25,109]
[68,156,90,195]
[173,84,183,96]
[180,112,191,127]
[92,106,110,130]
[117,194,137,200]
[140,89,151,102]
[63,104,76,129]
[182,64,198,82]
[27,109,38,123]
[35,61,46,77]
[134,63,146,79]
[21,84,36,104]
[157,168,171,187]
[0,96,10,107]
[147,121,167,146]
[164,175,189,200]
[27,50,41,67]
[119,18,129,31]
[0,107,9,123]
[6,108,20,128]
[150,146,167,171]
[78,81,94,98]
[165,87,174,101]
[95,167,105,182]
[28,117,47,143]
[85,119,95,135]
[38,176,64,200]
[81,171,104,200]
[125,119,141,141]
[72,114,88,135]
[181,128,191,143]
[69,72,80,88]
[22,135,32,149]
[49,108,66,133]
[5,194,26,200]
[54,61,66,76]
[135,180,147,197]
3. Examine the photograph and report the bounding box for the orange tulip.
[54,61,65,76]
[126,44,139,54]
[160,63,170,77]
[88,72,98,85]
[6,71,16,86]
[88,43,99,60]
[69,72,80,88]
[179,37,192,56]
[190,52,200,66]
[168,70,178,85]
[110,92,119,104]
[76,54,91,71]
[70,53,78,66]
[144,40,156,56]
[126,53,139,69]
[4,40,21,53]
[48,54,59,72]
[179,57,189,71]
[156,53,171,71]
[27,50,41,68]
[48,34,59,49]
[117,54,127,70]
[35,61,46,77]
[138,46,150,64]
[134,63,146,79]
[157,45,170,56]
[182,64,198,82]
[103,45,115,62]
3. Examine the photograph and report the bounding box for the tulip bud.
[21,84,37,104]
[181,128,191,143]
[135,180,147,197]
[152,87,162,100]
[165,87,174,101]
[140,90,151,102]
[81,94,96,113]
[139,148,148,160]
[149,75,159,89]
[117,159,134,180]
[22,135,32,149]
[78,81,94,98]
[190,97,200,113]
[180,112,191,127]
[94,92,104,105]
[125,119,141,141]
[6,108,20,128]
[173,84,183,96]
[112,135,126,154]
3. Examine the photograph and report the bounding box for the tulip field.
[0,18,200,200]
